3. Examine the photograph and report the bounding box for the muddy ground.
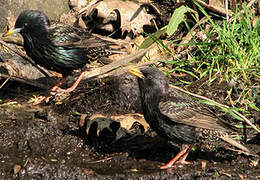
[0,72,259,179]
[0,0,259,179]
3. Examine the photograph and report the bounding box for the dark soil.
[0,74,259,179]
[0,0,259,179]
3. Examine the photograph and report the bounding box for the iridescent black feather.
[134,67,250,153]
[13,10,116,77]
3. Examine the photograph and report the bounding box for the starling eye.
[10,10,121,104]
[142,72,149,78]
[146,75,153,80]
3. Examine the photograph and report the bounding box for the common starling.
[129,67,251,169]
[3,10,120,103]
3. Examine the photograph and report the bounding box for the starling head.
[3,10,50,37]
[129,67,169,96]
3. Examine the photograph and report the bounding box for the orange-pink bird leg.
[59,71,85,93]
[34,72,85,105]
[160,145,193,169]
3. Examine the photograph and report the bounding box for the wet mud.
[0,74,259,179]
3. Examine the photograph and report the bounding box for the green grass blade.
[167,6,197,36]
[249,103,260,111]
[138,26,167,49]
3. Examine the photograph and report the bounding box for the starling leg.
[33,77,67,105]
[56,71,85,93]
[50,71,85,94]
[50,77,67,92]
[160,146,192,169]
[34,72,85,105]
[175,146,192,165]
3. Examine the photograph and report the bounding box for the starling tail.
[3,10,123,104]
[129,67,252,168]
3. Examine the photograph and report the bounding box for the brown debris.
[13,164,21,175]
[88,113,148,132]
[75,0,159,37]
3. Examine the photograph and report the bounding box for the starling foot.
[128,67,252,170]
[3,10,120,106]
[160,146,192,169]
[33,72,85,105]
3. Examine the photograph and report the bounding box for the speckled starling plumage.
[129,67,250,169]
[3,10,120,103]
[4,10,116,77]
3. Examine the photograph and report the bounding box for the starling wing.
[158,88,231,132]
[47,25,119,69]
[159,88,252,154]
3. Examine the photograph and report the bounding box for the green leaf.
[178,79,192,85]
[249,103,260,111]
[214,170,220,177]
[167,6,197,36]
[192,146,197,151]
[138,6,197,49]
[234,124,252,129]
[138,26,167,49]
[73,111,81,116]
[222,107,244,121]
[198,99,219,106]
[198,100,244,121]
[172,68,199,79]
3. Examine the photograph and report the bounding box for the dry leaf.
[209,0,225,8]
[13,164,21,175]
[110,113,148,131]
[88,113,148,132]
[77,0,158,37]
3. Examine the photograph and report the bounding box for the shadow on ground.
[0,74,259,179]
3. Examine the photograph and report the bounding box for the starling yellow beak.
[2,28,22,37]
[128,67,144,78]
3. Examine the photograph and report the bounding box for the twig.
[77,0,100,15]
[225,0,229,22]
[0,73,49,90]
[176,17,208,53]
[101,59,161,78]
[194,0,231,16]
[194,0,258,21]
[227,0,258,23]
[170,84,260,133]
[246,0,258,8]
[82,45,155,81]
[0,42,154,89]
[0,77,10,88]
[0,39,50,78]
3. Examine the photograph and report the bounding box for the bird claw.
[49,88,66,96]
[160,160,192,169]
[32,95,52,105]
[33,88,66,105]
[176,160,192,165]
[160,146,193,169]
